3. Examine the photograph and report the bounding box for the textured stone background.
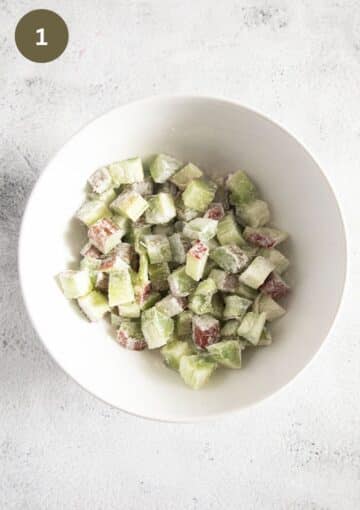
[1,1,359,508]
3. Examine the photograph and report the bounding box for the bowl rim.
[18,94,348,423]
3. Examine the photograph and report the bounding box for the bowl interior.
[19,97,346,421]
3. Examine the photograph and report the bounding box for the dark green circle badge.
[15,9,68,63]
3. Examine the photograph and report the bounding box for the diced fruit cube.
[189,278,217,315]
[183,218,218,242]
[108,269,134,306]
[239,256,275,289]
[169,233,191,264]
[141,291,162,310]
[260,272,290,299]
[175,196,199,221]
[202,258,217,278]
[126,222,151,255]
[216,213,245,246]
[244,227,288,248]
[76,200,110,226]
[88,188,116,205]
[237,312,266,345]
[99,243,134,272]
[88,217,123,254]
[88,166,113,194]
[235,200,270,228]
[156,295,187,317]
[185,241,209,281]
[192,314,220,350]
[226,170,257,204]
[143,234,172,264]
[221,319,240,339]
[132,253,151,306]
[124,177,154,197]
[170,162,203,189]
[207,340,242,369]
[211,293,224,320]
[77,290,109,322]
[111,214,130,237]
[258,248,289,275]
[150,154,183,183]
[118,302,141,318]
[149,263,170,292]
[117,320,147,350]
[253,294,286,321]
[145,192,176,224]
[80,242,102,260]
[109,157,144,186]
[223,295,252,320]
[111,312,122,327]
[110,190,148,222]
[258,326,272,346]
[161,340,194,370]
[209,245,249,273]
[234,280,259,300]
[156,180,179,197]
[168,266,197,297]
[58,270,93,299]
[141,306,174,349]
[95,272,109,292]
[209,269,238,293]
[179,355,217,389]
[204,202,225,220]
[176,310,193,337]
[182,178,217,212]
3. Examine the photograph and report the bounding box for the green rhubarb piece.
[156,295,186,317]
[141,306,174,349]
[108,269,134,306]
[143,234,172,264]
[88,166,113,194]
[153,223,175,236]
[258,248,289,275]
[258,326,272,346]
[202,258,217,278]
[118,302,141,318]
[239,256,274,289]
[111,312,122,327]
[145,193,176,224]
[170,163,203,189]
[149,263,170,292]
[111,214,130,237]
[88,187,117,205]
[243,227,288,248]
[132,253,150,304]
[117,319,147,350]
[126,223,151,255]
[237,312,266,345]
[76,200,110,226]
[175,196,199,221]
[110,190,148,222]
[188,278,217,315]
[182,178,217,212]
[161,340,194,370]
[223,295,252,321]
[253,294,285,321]
[185,241,209,281]
[236,200,270,228]
[179,355,217,389]
[183,218,218,242]
[207,340,242,369]
[209,269,237,293]
[216,213,245,246]
[169,233,190,265]
[88,218,123,254]
[124,177,154,196]
[77,290,109,322]
[168,266,197,297]
[58,270,93,299]
[176,311,193,337]
[234,280,259,300]
[79,257,100,285]
[221,319,240,339]
[109,157,144,186]
[209,245,249,273]
[211,293,224,320]
[226,170,258,204]
[141,291,162,310]
[150,154,183,183]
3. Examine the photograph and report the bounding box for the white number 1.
[36,28,48,46]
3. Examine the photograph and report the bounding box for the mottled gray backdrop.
[1,1,359,509]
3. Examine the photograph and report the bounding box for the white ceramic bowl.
[19,96,346,422]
